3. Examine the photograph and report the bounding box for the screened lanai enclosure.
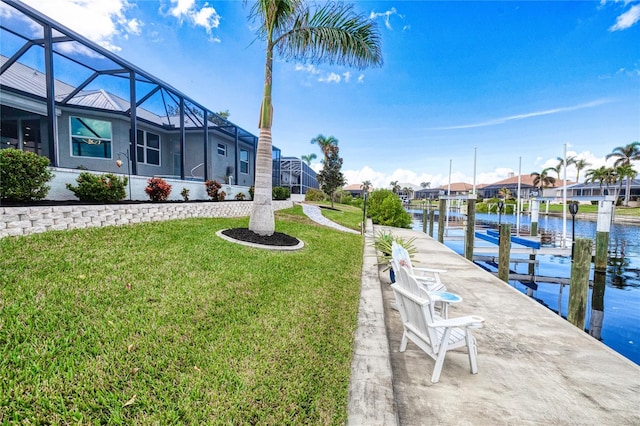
[0,0,262,200]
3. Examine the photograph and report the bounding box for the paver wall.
[0,200,294,238]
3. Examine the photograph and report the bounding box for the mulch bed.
[221,228,300,247]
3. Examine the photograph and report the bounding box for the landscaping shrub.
[205,180,226,201]
[66,172,127,203]
[248,185,254,200]
[367,189,412,228]
[145,177,172,202]
[304,188,326,201]
[0,148,53,202]
[351,197,364,209]
[181,187,190,201]
[235,192,246,200]
[272,186,290,200]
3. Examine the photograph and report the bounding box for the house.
[278,157,319,198]
[343,183,371,198]
[0,0,276,201]
[414,182,474,199]
[478,173,565,200]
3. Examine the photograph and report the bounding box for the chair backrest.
[391,242,415,273]
[393,267,439,349]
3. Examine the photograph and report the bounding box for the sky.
[6,0,640,189]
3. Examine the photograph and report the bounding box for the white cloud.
[432,99,613,130]
[369,7,401,31]
[320,72,341,83]
[609,3,640,31]
[357,74,365,83]
[342,71,351,82]
[20,0,140,52]
[166,0,220,39]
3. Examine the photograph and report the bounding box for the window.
[240,149,249,174]
[217,143,226,156]
[136,129,161,165]
[71,116,112,158]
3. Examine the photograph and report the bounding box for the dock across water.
[350,223,640,425]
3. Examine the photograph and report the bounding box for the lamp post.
[569,201,579,260]
[116,151,132,200]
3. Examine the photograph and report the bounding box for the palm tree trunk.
[249,40,276,236]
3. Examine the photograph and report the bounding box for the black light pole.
[569,202,579,260]
[497,200,505,228]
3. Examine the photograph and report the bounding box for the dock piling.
[498,223,512,283]
[438,200,446,243]
[464,195,476,261]
[568,238,592,330]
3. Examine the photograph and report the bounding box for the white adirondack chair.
[391,267,485,383]
[391,241,447,292]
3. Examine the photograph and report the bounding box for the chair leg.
[431,328,452,383]
[466,331,478,374]
[399,331,408,352]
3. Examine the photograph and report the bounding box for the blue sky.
[13,0,640,189]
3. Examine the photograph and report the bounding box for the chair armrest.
[413,267,447,274]
[429,315,485,328]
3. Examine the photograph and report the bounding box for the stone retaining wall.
[0,200,294,238]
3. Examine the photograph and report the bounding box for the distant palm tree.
[301,153,317,165]
[606,142,640,206]
[530,170,556,191]
[402,186,414,200]
[615,163,638,206]
[389,181,401,194]
[420,182,430,189]
[573,158,591,183]
[361,180,372,193]
[585,166,618,198]
[498,186,512,199]
[247,1,382,236]
[311,134,340,164]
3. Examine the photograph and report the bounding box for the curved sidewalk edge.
[299,203,361,234]
[347,219,398,425]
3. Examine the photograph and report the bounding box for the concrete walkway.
[300,203,360,234]
[351,224,640,425]
[298,206,639,424]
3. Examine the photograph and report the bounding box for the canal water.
[409,209,640,365]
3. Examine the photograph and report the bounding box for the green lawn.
[0,206,364,424]
[311,202,364,231]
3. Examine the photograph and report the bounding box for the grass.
[313,203,364,231]
[0,205,364,424]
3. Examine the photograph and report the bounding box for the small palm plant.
[372,230,417,272]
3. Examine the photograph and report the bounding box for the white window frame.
[240,149,249,174]
[136,129,161,166]
[217,143,227,156]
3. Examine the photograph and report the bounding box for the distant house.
[478,173,565,200]
[415,182,473,199]
[343,183,371,198]
[279,157,319,195]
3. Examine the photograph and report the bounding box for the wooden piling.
[589,271,606,340]
[498,223,511,283]
[438,200,446,243]
[595,198,613,272]
[568,238,592,330]
[465,196,476,261]
[428,210,435,238]
[422,205,427,234]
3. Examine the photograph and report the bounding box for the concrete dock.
[349,223,640,425]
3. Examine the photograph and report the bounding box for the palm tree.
[402,186,414,200]
[615,163,638,206]
[247,1,382,235]
[310,134,339,163]
[585,166,617,197]
[301,153,317,165]
[420,182,430,189]
[606,142,640,206]
[530,170,556,191]
[361,180,372,192]
[498,186,512,199]
[389,181,400,194]
[573,158,591,183]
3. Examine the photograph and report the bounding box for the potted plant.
[372,230,417,282]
